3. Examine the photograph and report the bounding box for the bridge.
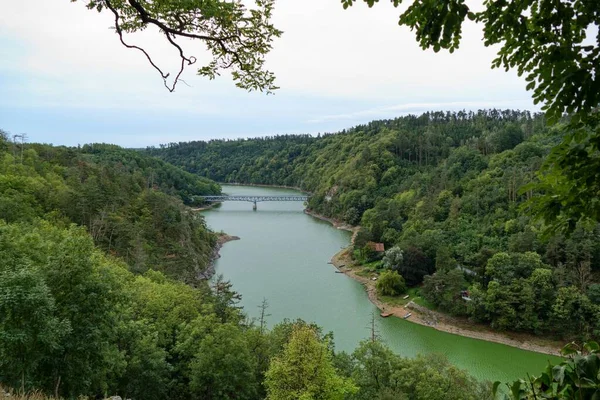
[200,195,309,210]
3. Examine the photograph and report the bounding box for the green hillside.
[148,110,600,339]
[0,137,220,282]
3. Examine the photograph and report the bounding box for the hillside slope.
[1,138,221,282]
[148,110,600,339]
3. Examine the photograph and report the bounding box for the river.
[203,185,561,383]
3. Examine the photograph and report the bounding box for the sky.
[0,0,539,147]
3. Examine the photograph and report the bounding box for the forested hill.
[0,137,221,282]
[148,109,600,338]
[147,109,549,187]
[0,130,499,400]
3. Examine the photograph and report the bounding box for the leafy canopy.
[265,325,357,400]
[496,341,600,399]
[341,0,599,125]
[376,270,407,297]
[340,0,600,234]
[78,0,282,92]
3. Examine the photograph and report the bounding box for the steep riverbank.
[198,233,240,280]
[303,209,563,356]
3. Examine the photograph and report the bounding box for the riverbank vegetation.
[148,110,600,342]
[3,127,600,398]
[0,130,500,399]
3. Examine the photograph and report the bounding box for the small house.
[366,242,385,253]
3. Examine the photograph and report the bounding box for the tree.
[349,340,406,400]
[36,227,125,398]
[527,268,556,324]
[392,353,484,400]
[264,325,357,400]
[551,286,599,339]
[483,280,538,331]
[211,274,243,323]
[342,0,598,124]
[354,228,373,250]
[77,0,281,92]
[0,264,69,393]
[187,324,259,400]
[396,246,431,286]
[376,270,407,297]
[492,124,524,152]
[434,246,455,272]
[496,342,600,400]
[382,246,403,270]
[115,323,171,400]
[588,284,600,305]
[485,252,546,285]
[421,269,466,315]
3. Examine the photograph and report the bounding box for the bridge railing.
[199,195,309,202]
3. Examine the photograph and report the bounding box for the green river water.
[203,185,561,383]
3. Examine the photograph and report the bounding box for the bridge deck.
[201,195,308,202]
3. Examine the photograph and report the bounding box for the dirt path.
[329,247,563,357]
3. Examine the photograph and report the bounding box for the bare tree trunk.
[55,375,61,399]
[574,261,592,292]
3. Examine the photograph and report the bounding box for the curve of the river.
[203,185,561,383]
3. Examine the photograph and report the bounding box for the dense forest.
[148,109,600,341]
[2,118,600,399]
[0,139,220,282]
[0,129,500,399]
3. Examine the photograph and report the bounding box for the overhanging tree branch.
[104,0,184,91]
[80,0,281,92]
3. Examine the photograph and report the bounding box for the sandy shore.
[302,210,563,356]
[329,247,562,356]
[191,203,219,211]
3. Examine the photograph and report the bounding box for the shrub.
[376,270,407,296]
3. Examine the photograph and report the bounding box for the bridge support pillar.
[252,201,257,211]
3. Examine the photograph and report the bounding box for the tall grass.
[0,385,90,400]
[0,387,59,400]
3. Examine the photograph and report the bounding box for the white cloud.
[0,0,538,145]
[0,0,530,97]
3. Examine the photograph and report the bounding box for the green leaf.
[562,342,579,356]
[552,365,565,384]
[492,381,502,395]
[585,341,600,353]
[511,380,524,399]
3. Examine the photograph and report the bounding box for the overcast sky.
[0,0,538,147]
